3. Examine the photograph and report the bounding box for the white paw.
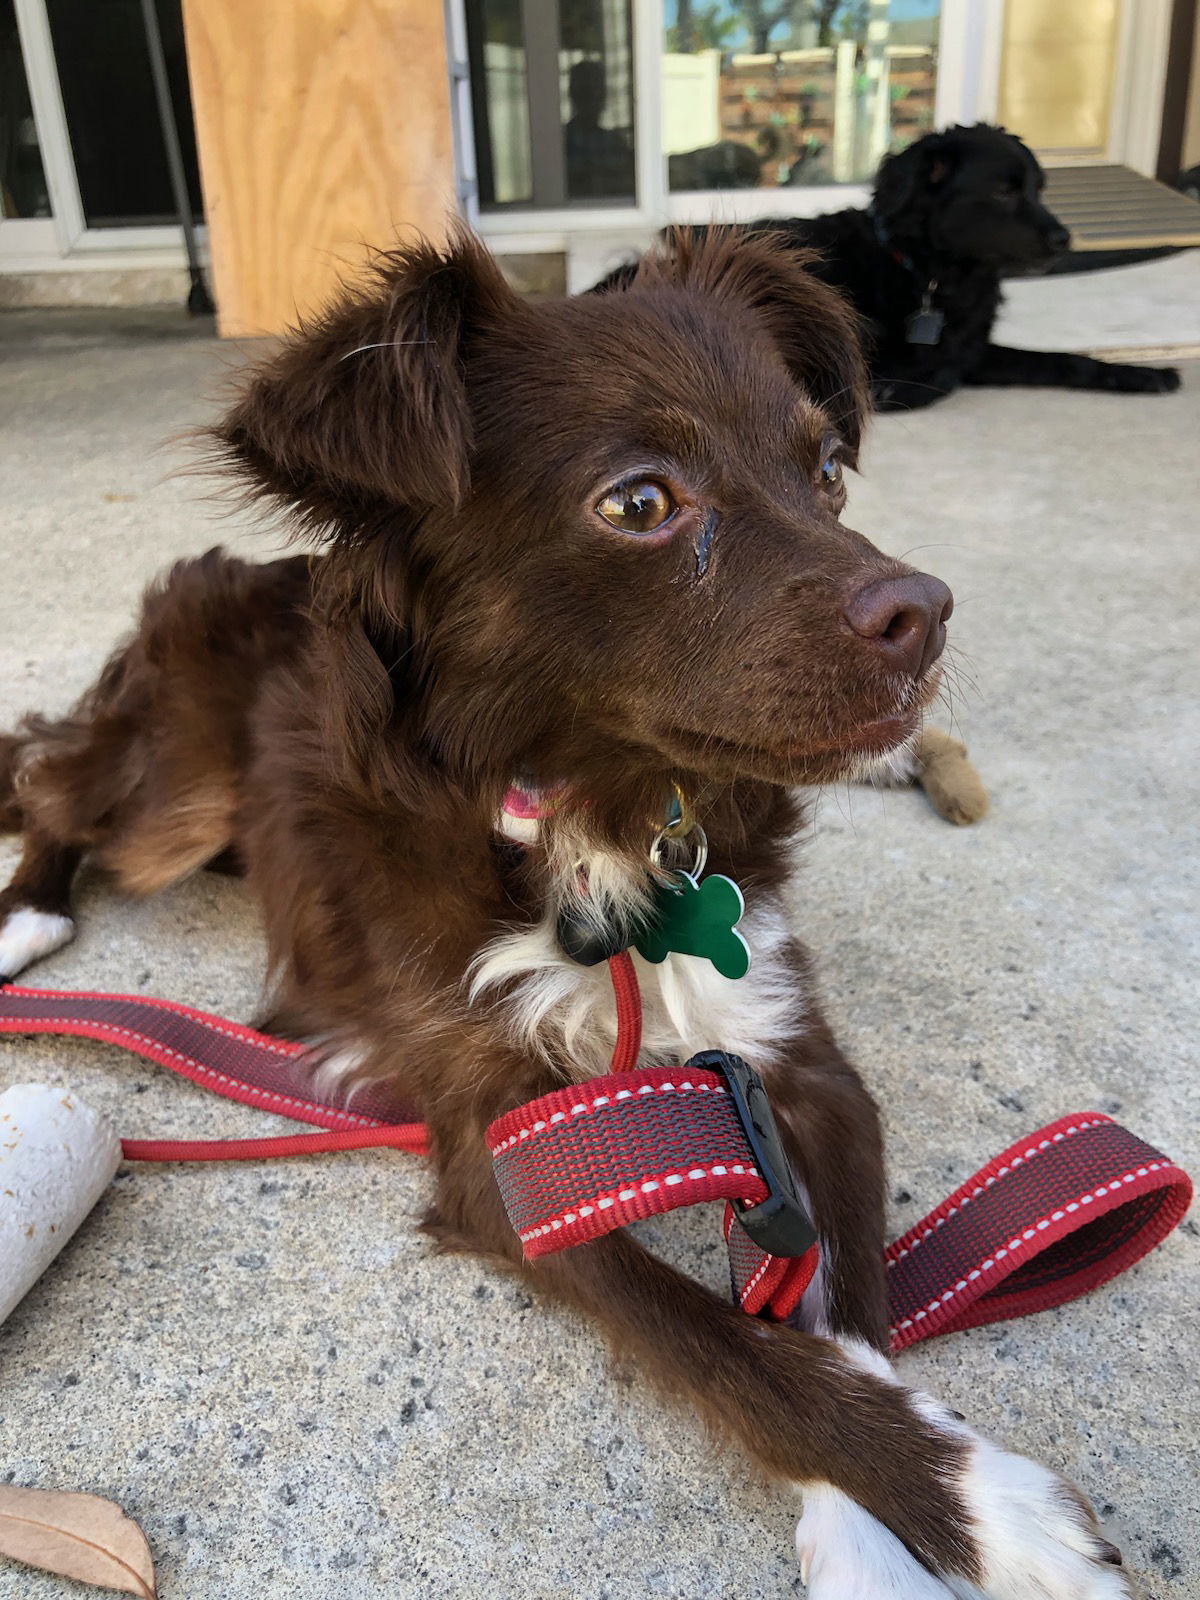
[898,1391,1134,1600]
[948,1431,1134,1600]
[796,1485,957,1599]
[0,906,75,980]
[831,1343,1133,1600]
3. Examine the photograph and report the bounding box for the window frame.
[457,0,1005,268]
[1,0,207,270]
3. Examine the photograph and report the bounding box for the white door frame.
[1,0,202,271]
[934,0,1005,128]
[1108,0,1174,174]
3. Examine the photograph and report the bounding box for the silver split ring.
[650,822,708,881]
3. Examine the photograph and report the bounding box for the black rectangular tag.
[905,307,945,346]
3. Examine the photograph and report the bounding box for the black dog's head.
[874,123,1069,272]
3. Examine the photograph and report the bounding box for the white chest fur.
[469,837,807,1078]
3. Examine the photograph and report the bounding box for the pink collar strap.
[496,782,567,845]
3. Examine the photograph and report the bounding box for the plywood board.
[182,0,456,337]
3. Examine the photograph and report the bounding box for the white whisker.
[336,340,434,363]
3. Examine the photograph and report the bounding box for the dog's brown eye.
[596,480,675,535]
[819,456,843,492]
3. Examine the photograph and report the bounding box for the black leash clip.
[687,1050,818,1259]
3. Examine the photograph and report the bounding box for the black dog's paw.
[871,378,950,412]
[1105,362,1181,394]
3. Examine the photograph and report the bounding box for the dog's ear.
[873,130,955,221]
[213,228,521,531]
[638,228,870,457]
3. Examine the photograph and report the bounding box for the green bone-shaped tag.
[635,871,751,980]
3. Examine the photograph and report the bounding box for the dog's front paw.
[830,1345,1135,1598]
[1132,364,1181,394]
[1104,362,1181,394]
[942,1425,1135,1599]
[797,1485,958,1600]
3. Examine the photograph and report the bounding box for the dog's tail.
[0,732,23,833]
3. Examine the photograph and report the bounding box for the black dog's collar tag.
[906,284,944,346]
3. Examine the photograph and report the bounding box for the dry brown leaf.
[0,1485,157,1597]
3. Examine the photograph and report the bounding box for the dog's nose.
[1045,222,1070,254]
[843,574,953,678]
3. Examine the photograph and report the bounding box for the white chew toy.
[0,1083,122,1325]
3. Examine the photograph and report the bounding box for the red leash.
[0,972,1190,1352]
[0,981,427,1159]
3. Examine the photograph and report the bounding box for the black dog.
[602,125,1180,411]
[760,124,1182,409]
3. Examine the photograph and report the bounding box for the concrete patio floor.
[0,308,1196,1600]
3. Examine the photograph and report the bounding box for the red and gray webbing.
[884,1112,1191,1351]
[0,979,1191,1350]
[485,1070,1192,1344]
[0,982,427,1159]
[486,1063,818,1319]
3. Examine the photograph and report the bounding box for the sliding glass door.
[0,0,203,266]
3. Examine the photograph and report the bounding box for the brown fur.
[0,737,20,833]
[0,227,1120,1588]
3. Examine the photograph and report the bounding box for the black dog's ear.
[213,227,521,533]
[873,130,955,221]
[637,227,870,458]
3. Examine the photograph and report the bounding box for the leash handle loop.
[885,1113,1191,1350]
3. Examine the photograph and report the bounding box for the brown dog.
[0,229,1128,1598]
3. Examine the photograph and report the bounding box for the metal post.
[137,0,214,314]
